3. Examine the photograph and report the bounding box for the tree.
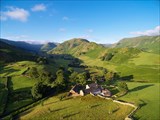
[29,67,39,78]
[55,69,66,88]
[31,82,47,100]
[102,68,107,75]
[37,57,48,64]
[105,72,114,81]
[85,70,90,79]
[77,72,87,85]
[68,67,74,74]
[39,71,55,84]
[104,53,114,61]
[117,82,128,92]
[69,71,78,84]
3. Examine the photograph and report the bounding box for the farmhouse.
[101,89,112,97]
[69,84,84,96]
[69,83,112,97]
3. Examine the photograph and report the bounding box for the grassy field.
[0,59,71,114]
[128,52,160,65]
[0,61,44,77]
[79,55,160,82]
[0,61,39,113]
[119,82,160,120]
[19,94,134,120]
[5,76,36,113]
[79,56,116,71]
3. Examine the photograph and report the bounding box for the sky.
[0,0,159,44]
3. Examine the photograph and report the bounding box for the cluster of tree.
[36,57,49,64]
[31,67,70,100]
[88,66,107,74]
[69,70,90,85]
[31,82,53,100]
[68,58,87,68]
[49,54,74,60]
[104,72,120,85]
[117,82,128,93]
[100,52,114,61]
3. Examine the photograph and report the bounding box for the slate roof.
[70,84,83,94]
[87,83,98,88]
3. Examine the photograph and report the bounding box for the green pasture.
[19,94,134,120]
[119,82,160,120]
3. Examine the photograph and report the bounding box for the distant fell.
[0,40,35,64]
[41,42,57,52]
[0,38,43,52]
[48,38,105,56]
[113,36,160,53]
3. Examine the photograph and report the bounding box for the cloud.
[0,7,29,22]
[6,35,29,40]
[5,35,49,44]
[59,28,66,32]
[23,40,50,44]
[130,26,160,36]
[62,16,69,21]
[31,4,46,12]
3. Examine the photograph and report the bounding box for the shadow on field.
[48,107,69,113]
[63,112,80,118]
[138,99,147,108]
[120,75,133,81]
[129,84,154,92]
[90,103,101,108]
[0,67,19,76]
[44,100,59,105]
[132,115,141,120]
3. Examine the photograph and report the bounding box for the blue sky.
[0,0,159,44]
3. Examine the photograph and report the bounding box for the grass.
[79,56,116,71]
[116,64,160,82]
[0,61,44,77]
[79,55,160,82]
[119,82,160,120]
[11,76,36,91]
[128,52,160,65]
[5,76,36,113]
[0,61,39,113]
[19,94,134,120]
[0,77,8,115]
[0,59,71,114]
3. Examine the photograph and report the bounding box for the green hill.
[113,36,160,54]
[48,38,105,57]
[0,38,43,52]
[41,42,57,52]
[18,94,133,120]
[0,41,35,64]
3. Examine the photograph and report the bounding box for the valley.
[0,36,159,120]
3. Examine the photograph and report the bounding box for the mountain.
[113,36,160,54]
[48,38,105,57]
[41,42,57,52]
[0,38,43,52]
[0,41,35,64]
[100,44,113,48]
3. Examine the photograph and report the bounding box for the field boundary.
[0,77,9,116]
[97,94,138,120]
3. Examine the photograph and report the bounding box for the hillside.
[48,36,159,82]
[113,36,160,54]
[0,41,35,64]
[48,38,105,57]
[0,38,43,52]
[18,94,133,120]
[41,42,57,52]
